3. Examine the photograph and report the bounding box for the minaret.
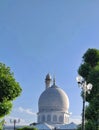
[45,73,52,89]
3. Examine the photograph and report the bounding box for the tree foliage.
[78,48,99,130]
[0,62,22,118]
[0,119,5,130]
[17,126,37,130]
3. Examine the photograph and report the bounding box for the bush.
[17,126,37,130]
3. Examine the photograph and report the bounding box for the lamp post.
[76,75,93,130]
[3,119,6,130]
[10,119,20,130]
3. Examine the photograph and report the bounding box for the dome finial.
[53,76,56,85]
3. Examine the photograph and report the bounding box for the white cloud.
[4,107,37,125]
[18,107,37,116]
[4,107,81,125]
[69,115,81,124]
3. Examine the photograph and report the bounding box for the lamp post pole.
[10,119,20,130]
[14,120,16,130]
[82,90,86,130]
[76,75,92,130]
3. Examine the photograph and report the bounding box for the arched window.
[42,115,45,122]
[59,115,63,122]
[47,115,51,122]
[53,115,57,122]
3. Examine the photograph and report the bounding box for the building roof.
[33,122,77,130]
[34,123,54,130]
[59,122,77,129]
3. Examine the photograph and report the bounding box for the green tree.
[0,62,22,118]
[0,119,5,130]
[17,126,37,130]
[78,48,99,130]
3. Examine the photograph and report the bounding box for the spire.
[51,75,57,88]
[45,73,52,89]
[53,76,56,85]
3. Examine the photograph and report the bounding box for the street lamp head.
[87,83,93,90]
[18,119,20,123]
[76,75,84,84]
[10,118,20,123]
[87,83,93,94]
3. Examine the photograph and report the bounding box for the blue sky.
[0,0,99,125]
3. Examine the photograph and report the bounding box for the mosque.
[4,74,77,130]
[32,74,77,130]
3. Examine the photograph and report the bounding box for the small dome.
[38,84,69,113]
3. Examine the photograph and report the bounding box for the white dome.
[38,84,69,113]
